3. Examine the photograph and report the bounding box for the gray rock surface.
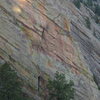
[0,0,100,100]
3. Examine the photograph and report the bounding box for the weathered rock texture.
[0,0,100,100]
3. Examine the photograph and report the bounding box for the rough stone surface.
[0,0,100,100]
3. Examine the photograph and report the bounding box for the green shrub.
[94,4,100,16]
[47,72,74,100]
[87,0,93,7]
[0,63,32,100]
[94,15,99,24]
[73,0,81,9]
[93,75,100,91]
[98,86,100,90]
[85,17,91,29]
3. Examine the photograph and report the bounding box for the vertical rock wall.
[0,0,100,100]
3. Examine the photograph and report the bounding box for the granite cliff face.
[0,0,100,100]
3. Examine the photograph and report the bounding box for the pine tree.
[0,63,32,100]
[47,72,74,100]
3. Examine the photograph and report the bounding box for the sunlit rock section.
[0,0,100,100]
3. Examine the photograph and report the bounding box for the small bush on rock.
[85,17,91,29]
[73,0,81,9]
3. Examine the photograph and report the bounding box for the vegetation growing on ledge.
[93,15,99,24]
[93,75,100,90]
[73,0,81,9]
[85,17,91,29]
[0,63,33,100]
[94,4,100,16]
[47,72,75,100]
[73,0,100,24]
